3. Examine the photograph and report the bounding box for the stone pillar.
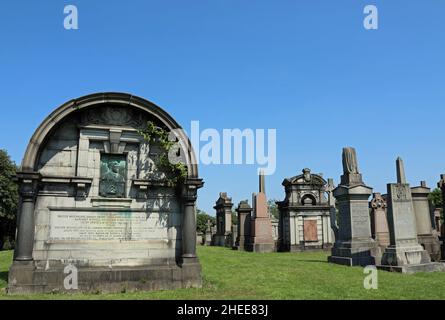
[182,178,204,263]
[231,224,238,249]
[411,181,441,261]
[213,192,233,247]
[236,200,253,251]
[437,175,445,259]
[328,147,377,267]
[14,173,40,262]
[326,178,338,243]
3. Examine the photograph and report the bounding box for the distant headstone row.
[209,146,445,274]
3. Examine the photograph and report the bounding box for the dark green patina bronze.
[99,154,127,198]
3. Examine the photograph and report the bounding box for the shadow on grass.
[0,271,8,283]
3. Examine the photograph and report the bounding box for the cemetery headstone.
[370,193,390,250]
[235,200,253,251]
[411,181,441,261]
[379,158,444,273]
[212,192,233,247]
[248,171,275,252]
[328,147,378,266]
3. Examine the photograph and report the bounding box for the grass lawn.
[1,246,445,300]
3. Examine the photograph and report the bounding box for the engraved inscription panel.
[49,211,169,241]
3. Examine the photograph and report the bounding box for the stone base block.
[247,243,275,253]
[328,239,378,267]
[328,255,375,267]
[381,244,432,266]
[377,262,445,274]
[418,234,441,261]
[289,243,333,252]
[212,235,231,247]
[8,260,202,295]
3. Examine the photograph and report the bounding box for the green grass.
[1,246,445,300]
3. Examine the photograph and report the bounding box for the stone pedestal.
[328,147,378,267]
[328,183,378,266]
[248,192,275,253]
[411,182,441,261]
[235,200,252,251]
[379,159,444,273]
[213,192,233,247]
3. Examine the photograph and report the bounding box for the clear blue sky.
[1,1,444,215]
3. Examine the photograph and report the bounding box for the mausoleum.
[277,168,334,252]
[9,92,204,293]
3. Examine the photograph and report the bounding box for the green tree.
[267,199,280,220]
[196,209,215,234]
[429,188,443,209]
[0,149,19,250]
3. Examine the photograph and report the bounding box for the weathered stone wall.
[32,108,182,269]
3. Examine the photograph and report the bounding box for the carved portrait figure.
[342,147,359,174]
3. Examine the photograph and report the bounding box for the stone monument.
[204,220,212,246]
[379,158,444,273]
[248,171,275,252]
[8,93,204,294]
[437,174,445,260]
[213,192,233,247]
[328,147,378,266]
[326,178,339,242]
[370,193,390,250]
[277,168,334,251]
[411,181,441,261]
[235,200,253,251]
[231,225,238,249]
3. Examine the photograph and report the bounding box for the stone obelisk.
[328,147,378,266]
[249,170,275,252]
[379,158,445,273]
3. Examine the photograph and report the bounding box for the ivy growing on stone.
[138,121,188,185]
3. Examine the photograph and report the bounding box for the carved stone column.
[14,172,40,262]
[182,178,204,263]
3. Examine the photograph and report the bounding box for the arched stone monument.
[8,92,204,294]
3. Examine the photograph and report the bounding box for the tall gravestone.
[235,200,253,251]
[411,181,441,261]
[437,175,445,260]
[370,193,390,250]
[249,172,275,252]
[326,178,339,242]
[328,147,377,266]
[213,192,233,247]
[8,93,204,294]
[379,158,444,273]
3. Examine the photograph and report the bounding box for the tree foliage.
[429,188,443,208]
[196,209,215,234]
[267,199,280,220]
[138,121,188,185]
[0,149,18,249]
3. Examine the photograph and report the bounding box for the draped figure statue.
[342,147,359,174]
